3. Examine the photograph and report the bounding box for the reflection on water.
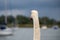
[0,28,60,40]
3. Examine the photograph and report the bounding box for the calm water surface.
[0,28,60,40]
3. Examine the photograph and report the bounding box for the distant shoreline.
[7,24,60,28]
[7,24,33,28]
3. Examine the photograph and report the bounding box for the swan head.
[30,10,38,19]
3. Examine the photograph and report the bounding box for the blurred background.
[0,0,60,40]
[0,0,60,28]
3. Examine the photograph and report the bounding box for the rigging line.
[5,0,8,24]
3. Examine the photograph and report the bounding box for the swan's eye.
[30,18,33,20]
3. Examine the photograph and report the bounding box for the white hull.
[0,28,13,36]
[41,26,47,29]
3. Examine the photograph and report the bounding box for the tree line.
[0,15,60,28]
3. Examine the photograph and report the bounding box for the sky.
[0,0,60,21]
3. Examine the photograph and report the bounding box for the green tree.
[7,15,15,24]
[16,15,32,24]
[41,17,49,25]
[0,15,5,24]
[57,21,60,28]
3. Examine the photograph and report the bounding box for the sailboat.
[0,0,13,36]
[0,25,13,36]
[0,15,13,36]
[41,25,47,29]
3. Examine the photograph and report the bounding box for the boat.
[0,22,13,36]
[52,25,59,30]
[0,0,13,36]
[41,25,47,29]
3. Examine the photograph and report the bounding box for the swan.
[31,10,40,40]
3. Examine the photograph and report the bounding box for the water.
[0,28,60,40]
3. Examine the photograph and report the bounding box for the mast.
[5,0,7,24]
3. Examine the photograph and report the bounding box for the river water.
[0,28,60,40]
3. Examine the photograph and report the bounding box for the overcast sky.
[0,0,60,21]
